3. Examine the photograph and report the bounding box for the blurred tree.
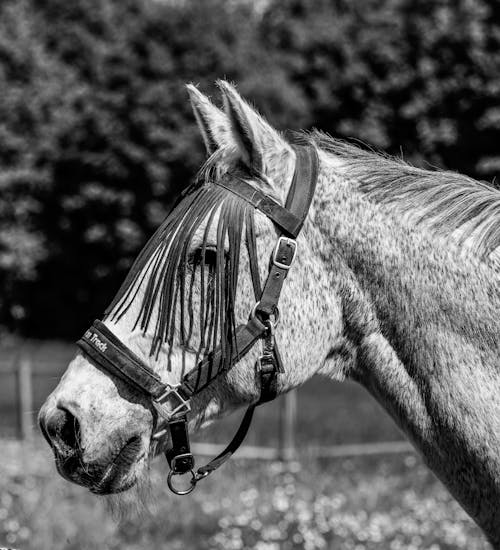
[261,0,500,181]
[1,0,499,338]
[0,0,84,334]
[0,0,268,337]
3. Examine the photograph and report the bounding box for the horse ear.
[217,80,292,177]
[186,84,229,154]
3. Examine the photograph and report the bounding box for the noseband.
[77,145,319,495]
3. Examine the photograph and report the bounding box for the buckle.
[272,237,297,270]
[154,386,191,421]
[256,353,276,375]
[171,452,195,474]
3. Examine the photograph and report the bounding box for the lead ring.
[167,469,196,496]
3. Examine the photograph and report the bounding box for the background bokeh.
[1,0,499,339]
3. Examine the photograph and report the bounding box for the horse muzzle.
[39,402,144,494]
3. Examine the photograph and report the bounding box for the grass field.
[0,438,488,550]
[0,341,491,549]
[0,380,490,550]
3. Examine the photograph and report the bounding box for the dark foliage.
[0,0,498,338]
[0,0,262,337]
[262,0,500,177]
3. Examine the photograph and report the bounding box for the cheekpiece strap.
[285,145,319,230]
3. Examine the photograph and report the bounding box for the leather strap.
[256,237,297,318]
[285,145,319,226]
[217,145,318,238]
[255,342,283,404]
[77,321,167,399]
[78,321,193,422]
[181,316,267,396]
[196,405,256,477]
[216,178,302,238]
[165,417,195,474]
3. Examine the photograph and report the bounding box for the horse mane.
[308,131,500,262]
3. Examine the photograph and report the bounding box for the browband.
[216,179,302,237]
[216,145,318,238]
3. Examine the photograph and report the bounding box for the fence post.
[279,390,297,461]
[17,354,33,441]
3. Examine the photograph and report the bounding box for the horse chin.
[91,437,147,495]
[54,435,147,495]
[89,472,138,495]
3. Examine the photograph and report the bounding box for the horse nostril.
[59,407,80,450]
[42,405,81,452]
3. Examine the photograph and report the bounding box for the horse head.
[38,82,345,495]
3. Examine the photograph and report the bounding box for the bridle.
[76,145,319,495]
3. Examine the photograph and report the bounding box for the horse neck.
[312,150,500,542]
[314,150,499,369]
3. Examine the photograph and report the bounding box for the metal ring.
[250,302,280,327]
[167,469,196,496]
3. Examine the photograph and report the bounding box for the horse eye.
[189,246,218,266]
[202,247,218,265]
